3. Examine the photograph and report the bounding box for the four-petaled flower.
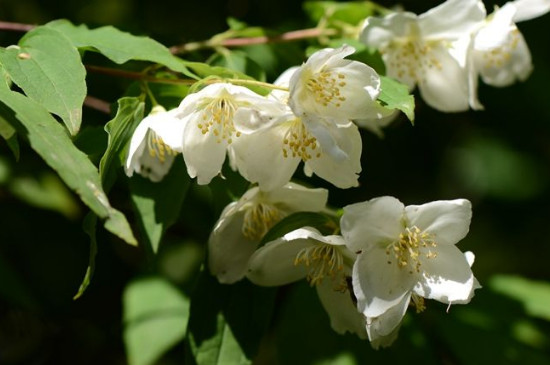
[340,196,479,343]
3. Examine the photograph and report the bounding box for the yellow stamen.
[294,244,344,286]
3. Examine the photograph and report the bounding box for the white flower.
[288,45,383,122]
[125,105,185,182]
[511,0,550,22]
[247,227,368,338]
[208,183,328,284]
[360,0,486,112]
[340,196,479,341]
[178,83,284,185]
[231,63,362,191]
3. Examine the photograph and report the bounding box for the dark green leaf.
[46,19,196,79]
[129,158,190,254]
[0,26,87,135]
[0,112,19,160]
[0,85,136,245]
[208,50,266,82]
[99,97,145,191]
[379,76,415,123]
[73,213,98,300]
[123,276,190,365]
[490,275,550,321]
[187,271,276,365]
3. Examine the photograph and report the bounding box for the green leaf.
[187,271,276,365]
[379,76,415,123]
[261,212,337,245]
[490,275,550,321]
[73,213,98,300]
[0,111,19,160]
[0,85,137,245]
[123,276,190,365]
[46,19,195,78]
[99,97,145,192]
[208,50,266,82]
[129,158,190,254]
[0,27,87,135]
[303,1,376,26]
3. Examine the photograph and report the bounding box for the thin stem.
[85,65,196,85]
[0,21,36,32]
[225,78,288,92]
[84,95,111,114]
[170,27,337,54]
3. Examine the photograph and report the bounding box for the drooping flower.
[125,105,185,182]
[208,183,328,284]
[360,0,486,111]
[178,82,285,185]
[247,227,368,338]
[340,196,479,343]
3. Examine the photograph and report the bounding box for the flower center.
[306,71,347,107]
[480,29,519,70]
[282,119,321,161]
[385,226,437,274]
[384,39,443,83]
[294,244,344,286]
[197,97,241,144]
[411,293,426,313]
[147,130,176,163]
[242,203,282,241]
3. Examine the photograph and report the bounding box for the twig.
[170,27,337,54]
[0,21,35,32]
[84,96,111,114]
[85,65,195,85]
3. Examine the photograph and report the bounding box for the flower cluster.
[360,0,550,111]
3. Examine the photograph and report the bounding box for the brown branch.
[0,21,36,32]
[84,96,111,114]
[170,27,337,54]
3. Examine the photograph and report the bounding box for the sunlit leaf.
[45,19,195,78]
[490,275,550,321]
[303,1,376,26]
[0,26,86,135]
[378,76,415,123]
[0,86,136,245]
[123,276,190,365]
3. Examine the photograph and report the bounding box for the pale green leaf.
[99,97,145,191]
[490,275,550,321]
[129,158,190,254]
[0,27,86,135]
[303,1,376,26]
[46,19,195,78]
[379,76,415,123]
[0,112,19,160]
[123,276,190,365]
[0,86,136,245]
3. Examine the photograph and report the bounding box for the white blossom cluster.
[123,0,549,348]
[360,0,550,111]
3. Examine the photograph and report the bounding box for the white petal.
[413,244,478,304]
[405,199,472,246]
[246,233,311,286]
[366,293,410,343]
[230,123,300,191]
[354,103,399,137]
[417,44,471,112]
[208,209,260,284]
[419,0,486,39]
[302,116,350,162]
[149,108,187,151]
[352,247,416,318]
[340,196,404,253]
[512,0,550,22]
[125,117,152,174]
[264,182,328,213]
[316,278,368,339]
[304,122,362,189]
[181,113,227,184]
[360,12,419,49]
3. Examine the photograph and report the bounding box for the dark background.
[1,0,549,364]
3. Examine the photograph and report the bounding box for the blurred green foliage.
[1,0,550,364]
